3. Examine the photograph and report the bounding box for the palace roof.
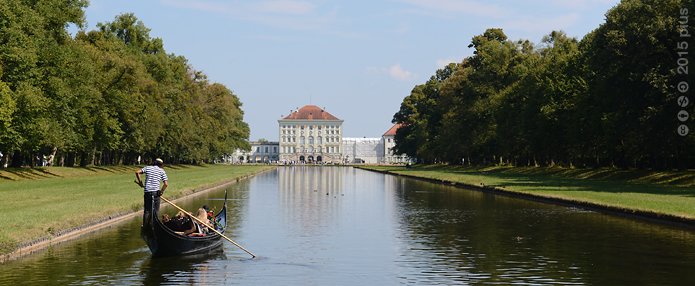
[282,105,340,120]
[383,123,404,136]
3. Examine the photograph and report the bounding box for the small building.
[227,141,279,163]
[341,137,384,164]
[383,124,415,164]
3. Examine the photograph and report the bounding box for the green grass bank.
[0,164,274,256]
[358,164,695,226]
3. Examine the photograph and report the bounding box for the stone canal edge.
[356,166,695,230]
[0,168,274,264]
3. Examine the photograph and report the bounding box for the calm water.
[2,166,695,285]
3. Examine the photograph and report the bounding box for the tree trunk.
[80,151,89,167]
[66,152,75,167]
[10,151,22,168]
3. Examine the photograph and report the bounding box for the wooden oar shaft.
[160,196,257,258]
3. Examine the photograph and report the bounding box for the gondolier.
[135,158,168,226]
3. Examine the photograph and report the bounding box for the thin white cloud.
[160,0,229,13]
[394,0,510,18]
[252,0,316,15]
[389,63,416,81]
[365,64,417,81]
[436,57,462,69]
[160,0,337,32]
[503,13,581,33]
[543,0,617,9]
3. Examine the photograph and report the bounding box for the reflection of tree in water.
[389,177,695,285]
[140,248,227,286]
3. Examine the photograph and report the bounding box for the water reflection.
[389,177,695,285]
[3,167,695,285]
[139,249,227,285]
[278,166,344,237]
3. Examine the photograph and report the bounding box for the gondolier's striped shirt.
[140,165,168,193]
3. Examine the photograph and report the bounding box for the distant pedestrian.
[135,158,168,227]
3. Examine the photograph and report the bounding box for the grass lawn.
[359,164,695,221]
[0,164,274,255]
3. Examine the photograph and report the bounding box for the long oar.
[160,196,258,258]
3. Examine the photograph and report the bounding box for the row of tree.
[0,1,251,167]
[392,0,695,169]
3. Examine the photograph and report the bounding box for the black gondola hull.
[141,194,228,257]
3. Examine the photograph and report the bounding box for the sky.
[70,0,620,141]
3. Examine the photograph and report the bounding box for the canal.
[1,166,695,285]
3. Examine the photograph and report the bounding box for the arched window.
[317,136,322,144]
[309,137,314,144]
[300,136,305,144]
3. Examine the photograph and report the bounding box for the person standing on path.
[135,158,168,226]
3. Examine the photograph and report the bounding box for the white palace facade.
[278,105,344,163]
[227,105,414,164]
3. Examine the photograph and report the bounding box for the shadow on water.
[140,247,228,286]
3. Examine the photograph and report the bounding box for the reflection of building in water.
[277,166,344,234]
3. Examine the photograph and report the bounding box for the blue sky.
[72,0,619,141]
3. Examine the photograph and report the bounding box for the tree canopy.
[393,0,695,169]
[0,2,250,167]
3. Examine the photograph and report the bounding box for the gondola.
[141,191,228,256]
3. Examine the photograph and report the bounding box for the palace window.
[309,137,314,144]
[300,136,305,144]
[317,136,322,144]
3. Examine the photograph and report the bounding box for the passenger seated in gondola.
[196,208,211,233]
[185,208,211,237]
[163,211,196,235]
[202,205,218,230]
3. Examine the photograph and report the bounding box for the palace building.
[278,105,344,163]
[226,105,415,164]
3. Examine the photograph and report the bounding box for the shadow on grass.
[0,168,63,181]
[388,164,695,198]
[166,164,202,170]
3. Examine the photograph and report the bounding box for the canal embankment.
[357,164,695,229]
[0,164,274,262]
